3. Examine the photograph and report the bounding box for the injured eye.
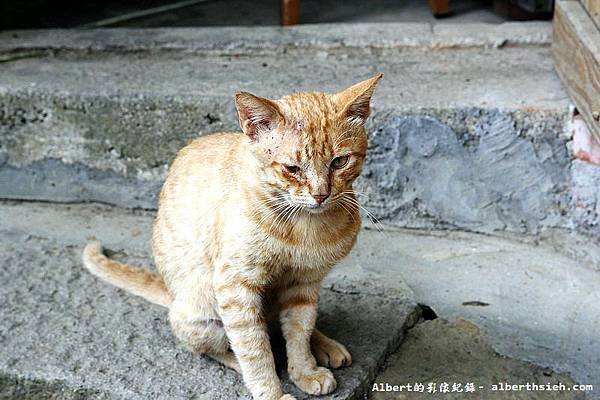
[331,156,349,169]
[284,165,301,174]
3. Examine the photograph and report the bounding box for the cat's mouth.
[303,204,326,214]
[287,197,328,214]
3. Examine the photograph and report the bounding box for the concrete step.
[3,23,599,238]
[0,201,597,399]
[355,225,600,398]
[0,23,553,54]
[0,201,418,400]
[372,319,586,400]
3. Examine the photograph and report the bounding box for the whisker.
[339,189,368,199]
[250,194,286,207]
[338,201,358,224]
[269,201,297,235]
[267,204,288,234]
[252,196,287,211]
[273,204,296,235]
[281,204,300,234]
[341,195,388,236]
[258,202,290,226]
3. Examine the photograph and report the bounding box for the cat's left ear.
[235,92,283,140]
[333,73,383,124]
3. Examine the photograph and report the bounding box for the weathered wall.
[360,110,571,233]
[0,93,235,208]
[0,93,580,235]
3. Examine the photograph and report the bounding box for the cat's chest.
[254,227,357,272]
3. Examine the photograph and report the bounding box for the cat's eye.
[331,156,349,169]
[284,165,301,174]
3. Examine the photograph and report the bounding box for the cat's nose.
[312,193,330,205]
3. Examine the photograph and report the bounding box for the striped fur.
[82,75,382,400]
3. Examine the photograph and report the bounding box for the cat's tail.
[82,241,173,308]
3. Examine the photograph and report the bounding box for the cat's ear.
[235,92,283,140]
[333,74,383,124]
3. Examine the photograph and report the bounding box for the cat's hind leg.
[169,300,241,371]
[311,328,352,369]
[207,351,241,373]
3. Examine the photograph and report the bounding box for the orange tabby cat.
[83,74,382,400]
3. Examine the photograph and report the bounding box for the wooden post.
[553,0,600,145]
[581,0,600,30]
[429,0,450,17]
[281,0,300,26]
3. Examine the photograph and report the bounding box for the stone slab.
[371,319,585,400]
[0,202,418,400]
[347,224,600,399]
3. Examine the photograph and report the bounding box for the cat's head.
[235,74,382,213]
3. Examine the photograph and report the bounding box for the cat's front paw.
[312,336,352,369]
[279,395,297,400]
[290,366,336,395]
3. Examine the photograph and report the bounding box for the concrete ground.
[0,202,597,399]
[350,225,600,396]
[0,201,418,400]
[371,319,585,400]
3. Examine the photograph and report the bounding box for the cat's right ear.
[235,92,282,140]
[333,74,383,125]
